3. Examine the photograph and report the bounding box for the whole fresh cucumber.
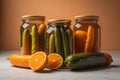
[65,53,106,70]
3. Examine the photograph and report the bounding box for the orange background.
[0,0,120,50]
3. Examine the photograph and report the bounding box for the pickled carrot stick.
[84,25,94,52]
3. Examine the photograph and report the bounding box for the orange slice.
[47,53,63,69]
[29,51,47,71]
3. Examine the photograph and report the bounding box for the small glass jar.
[20,15,46,54]
[74,15,101,53]
[45,19,73,60]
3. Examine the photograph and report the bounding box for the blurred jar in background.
[20,15,46,55]
[74,15,101,53]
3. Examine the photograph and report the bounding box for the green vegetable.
[45,30,50,55]
[66,28,73,55]
[22,28,31,55]
[49,34,55,54]
[65,53,106,70]
[31,25,39,54]
[54,26,61,54]
[60,26,69,58]
[20,26,24,47]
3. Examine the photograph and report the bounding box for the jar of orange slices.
[74,15,101,53]
[20,15,46,55]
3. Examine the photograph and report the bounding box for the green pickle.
[31,25,40,54]
[22,28,31,55]
[66,28,73,55]
[49,34,55,54]
[54,26,61,55]
[60,26,69,58]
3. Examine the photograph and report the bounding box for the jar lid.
[22,15,45,21]
[75,15,99,21]
[48,19,71,24]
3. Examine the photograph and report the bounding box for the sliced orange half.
[29,51,47,71]
[47,53,63,69]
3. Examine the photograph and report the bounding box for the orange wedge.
[29,51,47,71]
[47,53,63,69]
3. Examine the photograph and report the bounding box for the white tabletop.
[0,50,120,80]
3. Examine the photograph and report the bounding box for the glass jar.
[45,19,73,60]
[20,15,46,54]
[74,15,101,53]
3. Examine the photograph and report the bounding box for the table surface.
[0,50,120,80]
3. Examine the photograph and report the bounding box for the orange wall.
[0,0,120,50]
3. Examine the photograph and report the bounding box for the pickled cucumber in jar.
[45,19,73,61]
[20,15,46,54]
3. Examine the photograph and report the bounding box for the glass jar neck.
[76,19,98,24]
[48,23,71,28]
[23,19,44,24]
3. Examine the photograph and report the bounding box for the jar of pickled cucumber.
[45,19,73,60]
[20,15,46,55]
[74,15,101,53]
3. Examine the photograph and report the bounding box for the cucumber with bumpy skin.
[65,53,106,70]
[49,34,55,54]
[31,25,39,54]
[22,28,31,55]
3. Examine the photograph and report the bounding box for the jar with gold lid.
[20,15,46,54]
[45,19,73,61]
[74,15,101,53]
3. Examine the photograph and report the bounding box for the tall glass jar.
[45,19,73,60]
[74,15,101,53]
[20,15,46,55]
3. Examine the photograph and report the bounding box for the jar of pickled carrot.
[74,15,101,53]
[20,15,46,54]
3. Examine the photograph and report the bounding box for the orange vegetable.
[47,53,63,69]
[29,51,47,71]
[38,23,46,51]
[8,54,31,68]
[74,30,87,53]
[84,25,94,52]
[102,53,113,66]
